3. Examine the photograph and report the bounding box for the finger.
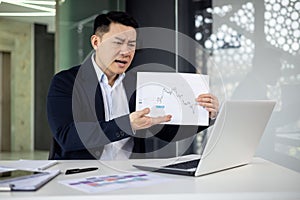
[196,97,208,103]
[199,102,213,108]
[139,117,152,127]
[205,106,217,112]
[199,101,219,113]
[197,93,211,99]
[196,94,213,102]
[206,107,218,118]
[136,108,150,117]
[151,115,172,125]
[196,97,211,103]
[210,111,218,119]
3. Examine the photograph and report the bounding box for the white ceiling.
[0,0,56,32]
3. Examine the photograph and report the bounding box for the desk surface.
[0,157,300,200]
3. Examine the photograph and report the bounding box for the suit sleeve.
[47,71,134,153]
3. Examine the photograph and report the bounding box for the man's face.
[91,23,137,77]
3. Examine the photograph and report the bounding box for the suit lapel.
[73,54,105,121]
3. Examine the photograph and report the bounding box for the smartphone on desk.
[0,169,48,184]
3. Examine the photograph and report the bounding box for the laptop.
[133,100,276,176]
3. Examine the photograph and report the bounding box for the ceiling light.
[1,0,55,12]
[22,1,56,6]
[0,12,55,16]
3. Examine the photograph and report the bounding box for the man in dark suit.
[47,11,219,160]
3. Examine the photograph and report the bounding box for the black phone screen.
[0,170,43,182]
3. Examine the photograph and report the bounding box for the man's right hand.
[129,108,172,131]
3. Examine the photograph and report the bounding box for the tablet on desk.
[0,169,48,183]
[0,168,60,191]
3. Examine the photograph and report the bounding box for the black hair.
[93,11,139,35]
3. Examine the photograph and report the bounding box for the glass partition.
[193,0,300,172]
[56,0,125,71]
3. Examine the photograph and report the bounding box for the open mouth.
[115,59,128,65]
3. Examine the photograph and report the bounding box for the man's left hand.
[196,93,219,119]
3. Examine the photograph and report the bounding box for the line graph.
[156,85,198,114]
[136,72,209,125]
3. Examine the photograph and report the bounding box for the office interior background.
[0,0,299,172]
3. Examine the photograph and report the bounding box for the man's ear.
[91,35,100,49]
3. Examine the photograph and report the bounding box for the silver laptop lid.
[195,100,276,176]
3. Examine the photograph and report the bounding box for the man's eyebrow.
[114,36,125,42]
[114,36,136,43]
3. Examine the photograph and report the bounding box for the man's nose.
[120,44,132,55]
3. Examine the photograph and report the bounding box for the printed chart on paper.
[136,72,209,125]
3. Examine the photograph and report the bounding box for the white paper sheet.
[0,160,58,171]
[136,72,209,125]
[59,172,171,193]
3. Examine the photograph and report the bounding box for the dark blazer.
[47,55,211,160]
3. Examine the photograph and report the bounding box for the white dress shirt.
[91,54,133,160]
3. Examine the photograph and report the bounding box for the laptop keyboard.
[164,159,200,169]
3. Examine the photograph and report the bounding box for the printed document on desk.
[136,72,209,125]
[59,172,171,193]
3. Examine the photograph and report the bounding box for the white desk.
[0,157,300,200]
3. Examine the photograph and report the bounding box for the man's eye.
[113,41,123,45]
[128,43,136,47]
